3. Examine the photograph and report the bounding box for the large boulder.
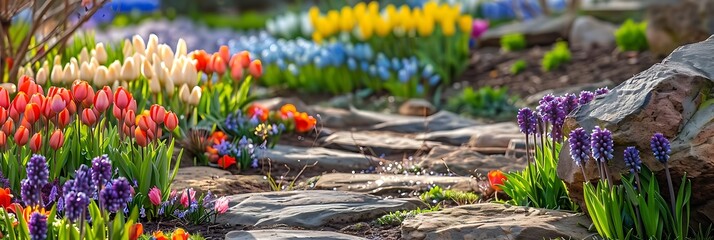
[557,36,714,225]
[646,0,714,56]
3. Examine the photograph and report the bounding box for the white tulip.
[179,84,190,103]
[80,61,93,81]
[142,60,154,79]
[95,43,108,64]
[164,74,175,97]
[35,68,47,85]
[94,66,109,87]
[182,59,198,87]
[188,86,201,106]
[64,62,79,84]
[170,62,183,86]
[107,63,119,83]
[79,47,90,64]
[121,58,137,81]
[122,39,133,58]
[132,53,143,75]
[159,44,174,67]
[132,35,146,56]
[176,38,187,58]
[149,76,161,94]
[146,34,159,59]
[18,67,26,78]
[53,55,62,66]
[90,57,100,71]
[51,64,64,84]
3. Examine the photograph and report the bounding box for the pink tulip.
[471,19,489,39]
[214,196,229,214]
[148,187,162,206]
[180,189,196,208]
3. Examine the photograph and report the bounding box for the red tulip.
[93,90,110,113]
[488,170,507,191]
[12,92,29,115]
[230,64,243,81]
[67,101,77,115]
[129,223,143,240]
[124,110,136,127]
[18,77,38,96]
[218,155,236,169]
[149,105,165,124]
[72,80,92,103]
[29,133,41,153]
[128,99,137,113]
[0,88,9,109]
[112,105,123,121]
[14,125,29,146]
[212,56,227,76]
[248,60,262,78]
[81,88,95,108]
[191,50,210,72]
[81,108,97,126]
[205,54,215,75]
[0,131,6,148]
[2,119,13,136]
[8,106,19,123]
[19,118,31,130]
[137,115,155,132]
[58,88,71,106]
[237,51,251,68]
[114,87,131,110]
[0,108,7,125]
[56,109,71,129]
[24,103,41,124]
[102,86,113,106]
[164,112,178,131]
[49,130,64,150]
[219,46,230,64]
[134,128,149,147]
[47,86,59,98]
[5,58,12,71]
[30,93,44,108]
[50,94,66,114]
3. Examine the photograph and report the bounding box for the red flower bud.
[49,129,64,150]
[29,132,41,153]
[14,125,29,146]
[164,111,178,132]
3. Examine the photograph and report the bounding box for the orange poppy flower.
[209,131,228,145]
[153,231,169,240]
[0,188,13,210]
[294,112,317,133]
[129,223,143,240]
[280,104,297,117]
[172,228,190,240]
[488,170,507,191]
[218,155,236,169]
[246,104,268,122]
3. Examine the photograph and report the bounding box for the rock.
[399,99,436,116]
[420,146,525,175]
[313,173,478,196]
[468,132,524,149]
[401,203,592,240]
[215,190,426,228]
[320,131,442,155]
[254,97,313,115]
[569,16,616,50]
[225,230,366,240]
[558,36,714,224]
[480,14,576,48]
[524,80,614,105]
[415,122,520,146]
[312,106,415,129]
[646,0,714,56]
[371,111,480,133]
[261,145,374,173]
[172,167,269,195]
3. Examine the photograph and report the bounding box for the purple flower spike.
[100,178,134,213]
[578,91,594,105]
[64,191,89,222]
[73,165,95,196]
[650,133,671,163]
[623,147,642,174]
[595,87,610,96]
[537,97,566,140]
[559,93,579,115]
[591,127,614,162]
[28,212,47,240]
[92,155,112,188]
[26,155,49,187]
[517,108,537,135]
[568,128,590,166]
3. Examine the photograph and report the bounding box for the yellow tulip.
[308,6,320,24]
[458,15,473,34]
[441,17,456,37]
[417,15,435,37]
[423,1,438,17]
[358,16,374,40]
[312,32,324,44]
[327,10,340,36]
[367,1,379,15]
[374,16,391,37]
[354,3,366,18]
[339,6,355,32]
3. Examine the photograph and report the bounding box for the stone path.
[215,190,426,228]
[172,167,268,195]
[261,145,374,173]
[225,230,367,240]
[312,173,479,196]
[420,146,525,175]
[320,131,442,155]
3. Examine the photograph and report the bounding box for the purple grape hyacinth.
[578,91,594,105]
[64,191,90,222]
[72,165,96,196]
[517,108,537,135]
[92,155,112,188]
[22,155,49,206]
[650,133,671,163]
[559,93,579,115]
[28,212,47,240]
[100,178,134,213]
[568,128,590,166]
[595,87,610,96]
[537,96,566,140]
[590,127,614,162]
[623,147,642,174]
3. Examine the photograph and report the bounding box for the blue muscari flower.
[28,212,47,240]
[422,65,434,79]
[276,58,286,70]
[347,58,357,71]
[378,66,391,81]
[398,69,410,83]
[140,207,146,218]
[568,128,590,166]
[391,58,402,70]
[360,61,370,71]
[429,75,441,86]
[57,197,64,213]
[288,64,299,75]
[416,84,424,95]
[650,133,671,163]
[591,127,614,163]
[623,147,642,174]
[368,65,377,76]
[376,54,390,69]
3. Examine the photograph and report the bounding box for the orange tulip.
[93,90,110,113]
[114,87,132,110]
[2,119,13,136]
[150,104,166,124]
[129,223,143,240]
[488,170,507,191]
[219,46,230,64]
[18,77,39,96]
[0,87,9,109]
[280,104,297,117]
[191,50,210,72]
[49,130,64,150]
[164,112,178,131]
[248,60,262,78]
[209,131,227,144]
[153,231,169,240]
[246,104,268,122]
[204,54,215,75]
[12,92,29,115]
[294,112,317,133]
[0,188,12,210]
[14,125,29,146]
[137,115,156,132]
[230,63,243,81]
[134,128,149,147]
[56,109,71,129]
[125,110,136,127]
[212,56,227,76]
[40,97,52,119]
[0,132,6,148]
[24,103,41,124]
[172,228,190,240]
[81,108,97,126]
[237,51,251,68]
[67,101,77,115]
[0,108,7,124]
[29,133,41,152]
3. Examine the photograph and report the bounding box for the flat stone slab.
[370,111,479,133]
[320,131,442,155]
[415,122,520,146]
[262,145,373,173]
[225,230,366,240]
[216,190,426,228]
[402,203,593,240]
[420,146,525,175]
[313,173,478,196]
[172,167,268,195]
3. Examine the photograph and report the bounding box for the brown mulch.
[456,45,663,97]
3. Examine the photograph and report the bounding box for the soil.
[454,45,663,98]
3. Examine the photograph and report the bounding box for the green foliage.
[500,33,527,52]
[198,76,255,129]
[501,141,578,210]
[615,19,648,52]
[541,41,571,71]
[376,206,440,226]
[446,86,519,120]
[510,59,527,75]
[420,186,479,206]
[195,12,270,31]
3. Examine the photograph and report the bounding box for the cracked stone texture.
[312,173,479,196]
[225,230,366,240]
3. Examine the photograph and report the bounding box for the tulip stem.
[664,162,676,215]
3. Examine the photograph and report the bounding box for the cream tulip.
[122,39,133,58]
[90,57,100,71]
[51,64,64,84]
[170,63,183,86]
[159,64,171,85]
[107,63,119,84]
[80,62,93,81]
[79,47,90,64]
[149,76,161,94]
[188,86,201,106]
[18,66,26,78]
[159,44,174,67]
[179,84,190,103]
[64,62,78,84]
[94,66,109,87]
[146,34,159,59]
[142,60,154,79]
[35,68,47,85]
[121,58,137,81]
[53,55,62,66]
[95,43,108,64]
[183,60,198,87]
[132,35,146,55]
[163,74,175,97]
[176,38,187,58]
[132,53,143,76]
